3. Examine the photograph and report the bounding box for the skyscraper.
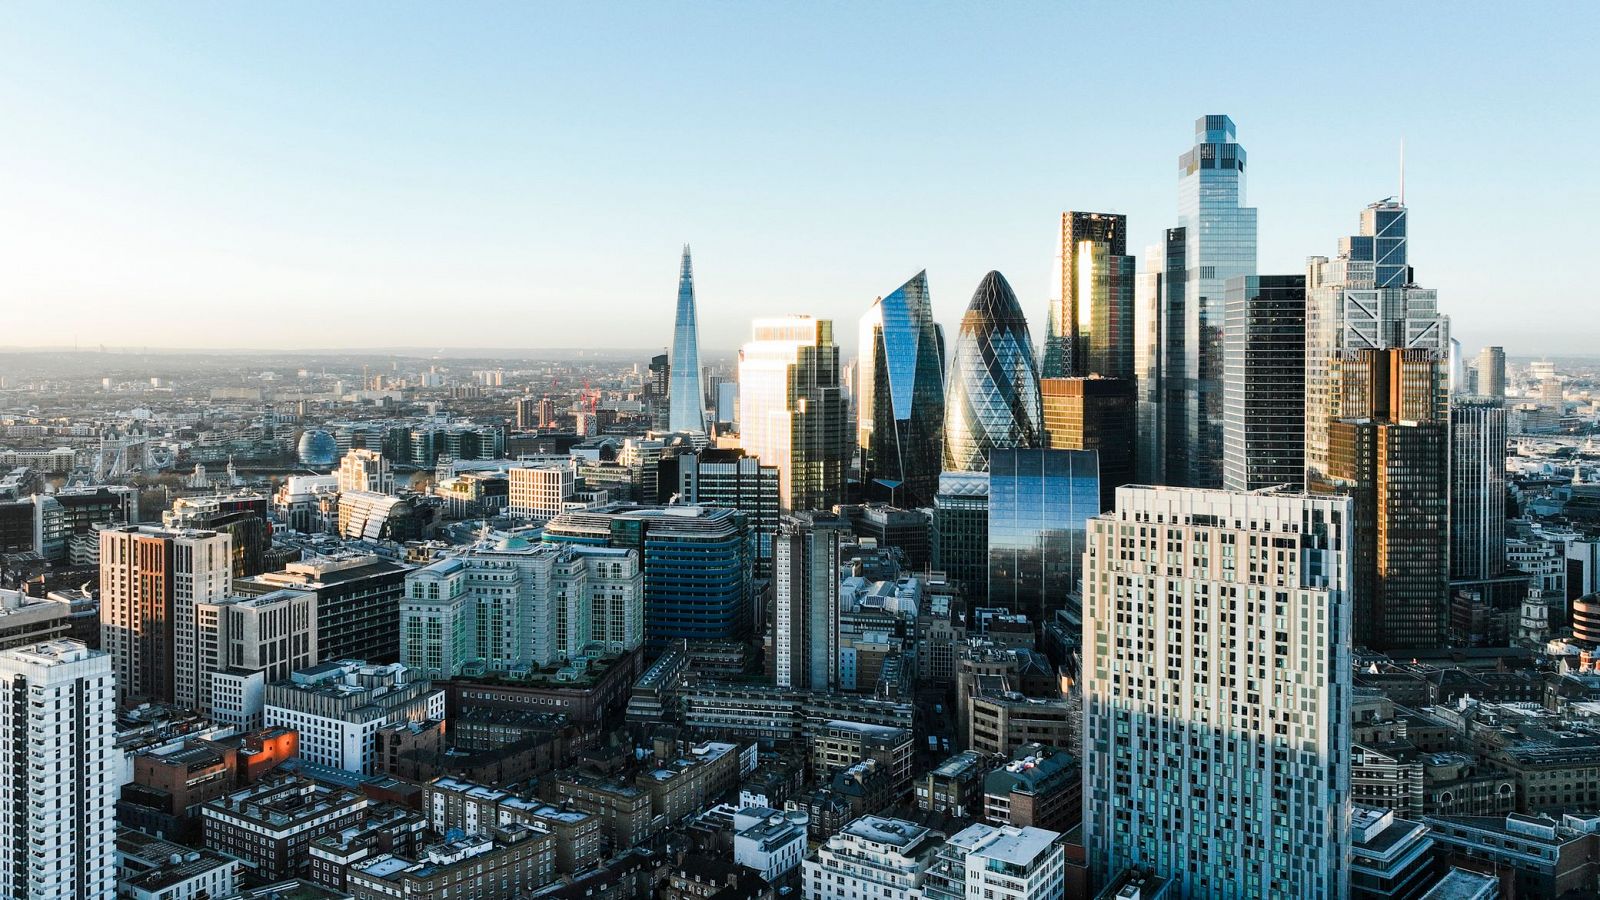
[1043,212,1135,380]
[738,316,849,513]
[1222,274,1307,492]
[773,512,849,691]
[99,525,232,706]
[1172,115,1258,488]
[857,270,947,508]
[987,448,1099,624]
[0,640,117,900]
[669,246,706,434]
[1476,345,1507,402]
[1450,402,1509,582]
[1304,200,1448,483]
[1041,377,1136,510]
[1132,229,1187,486]
[932,471,989,596]
[1083,486,1352,897]
[942,271,1042,473]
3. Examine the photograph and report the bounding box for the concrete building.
[1349,805,1438,900]
[0,587,71,650]
[508,464,577,523]
[809,720,914,800]
[732,806,808,885]
[235,554,411,664]
[345,826,554,900]
[200,777,370,881]
[421,776,601,874]
[264,661,444,774]
[195,588,317,726]
[0,641,117,900]
[115,828,239,900]
[1083,486,1353,897]
[981,742,1080,833]
[916,750,996,820]
[774,513,848,692]
[336,449,393,495]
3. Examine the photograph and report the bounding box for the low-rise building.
[968,692,1075,756]
[264,660,444,774]
[917,750,998,819]
[982,743,1080,833]
[116,828,240,900]
[732,806,808,885]
[808,720,913,799]
[346,826,555,900]
[1349,805,1439,900]
[306,803,427,891]
[802,816,944,900]
[422,776,601,873]
[201,777,370,880]
[1425,812,1600,897]
[923,822,1065,900]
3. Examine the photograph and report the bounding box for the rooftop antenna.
[1399,137,1406,206]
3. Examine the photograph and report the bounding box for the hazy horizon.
[3,3,1595,358]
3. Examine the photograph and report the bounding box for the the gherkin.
[942,271,1042,473]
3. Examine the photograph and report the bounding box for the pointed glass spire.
[669,245,706,433]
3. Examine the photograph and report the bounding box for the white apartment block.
[264,661,444,774]
[925,823,1065,900]
[802,816,943,900]
[0,641,117,900]
[1082,485,1353,898]
[732,807,808,884]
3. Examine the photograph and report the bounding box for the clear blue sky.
[1,2,1593,358]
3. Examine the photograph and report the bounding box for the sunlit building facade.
[1083,486,1352,897]
[942,271,1042,474]
[1173,115,1258,488]
[1043,212,1134,380]
[857,270,947,508]
[737,316,849,513]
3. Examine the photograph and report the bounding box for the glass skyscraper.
[669,245,706,434]
[1450,402,1509,582]
[932,471,989,597]
[1044,212,1135,380]
[942,271,1042,473]
[857,270,947,507]
[1173,115,1257,488]
[987,448,1099,625]
[1221,274,1307,492]
[738,316,849,513]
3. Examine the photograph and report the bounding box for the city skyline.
[2,5,1594,356]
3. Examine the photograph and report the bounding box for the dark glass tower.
[987,448,1100,625]
[1222,274,1307,492]
[1045,212,1135,380]
[942,271,1042,473]
[857,270,947,507]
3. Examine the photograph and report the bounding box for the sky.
[1,2,1595,359]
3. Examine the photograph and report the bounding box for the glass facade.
[669,246,706,433]
[738,317,849,513]
[987,448,1100,624]
[1044,212,1133,380]
[1221,274,1307,492]
[932,471,989,598]
[1450,402,1508,582]
[1041,377,1135,511]
[857,270,947,507]
[943,271,1042,473]
[1174,115,1257,488]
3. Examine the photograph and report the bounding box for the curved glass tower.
[942,271,1042,473]
[669,245,706,434]
[857,270,946,507]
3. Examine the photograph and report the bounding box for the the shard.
[857,270,946,507]
[942,271,1042,473]
[669,245,706,433]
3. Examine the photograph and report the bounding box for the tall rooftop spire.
[668,245,705,433]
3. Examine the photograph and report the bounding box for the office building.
[1083,486,1353,897]
[201,777,370,880]
[116,829,239,900]
[1169,115,1259,488]
[1043,211,1135,380]
[774,513,849,691]
[335,490,421,542]
[678,448,779,580]
[543,504,751,654]
[981,743,1080,833]
[1040,376,1135,510]
[264,661,444,774]
[402,537,642,676]
[857,270,947,508]
[1304,199,1448,485]
[1452,402,1509,583]
[1318,349,1450,650]
[987,448,1099,623]
[0,641,116,900]
[932,471,989,596]
[1133,227,1188,486]
[236,555,411,664]
[0,587,71,651]
[943,271,1042,473]
[1222,273,1308,491]
[670,246,706,433]
[737,316,849,513]
[1476,346,1506,401]
[335,449,393,495]
[162,492,273,577]
[508,464,577,523]
[925,822,1066,900]
[801,816,944,900]
[195,588,318,727]
[732,806,808,885]
[99,525,232,706]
